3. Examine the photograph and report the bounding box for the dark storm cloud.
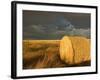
[23,10,90,40]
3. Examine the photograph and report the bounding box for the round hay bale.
[60,36,74,64]
[60,36,90,65]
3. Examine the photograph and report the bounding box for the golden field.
[23,37,91,69]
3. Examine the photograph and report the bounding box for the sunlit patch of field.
[23,38,90,69]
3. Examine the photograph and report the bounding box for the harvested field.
[23,37,91,69]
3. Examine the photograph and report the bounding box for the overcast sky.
[23,10,90,40]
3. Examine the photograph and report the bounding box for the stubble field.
[23,37,90,69]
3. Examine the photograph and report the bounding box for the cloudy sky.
[23,10,91,40]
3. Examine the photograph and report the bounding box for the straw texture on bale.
[60,36,90,64]
[60,36,74,64]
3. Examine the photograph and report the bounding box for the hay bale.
[60,36,74,64]
[60,36,90,65]
[70,36,90,64]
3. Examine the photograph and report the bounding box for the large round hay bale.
[60,36,74,64]
[60,36,90,65]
